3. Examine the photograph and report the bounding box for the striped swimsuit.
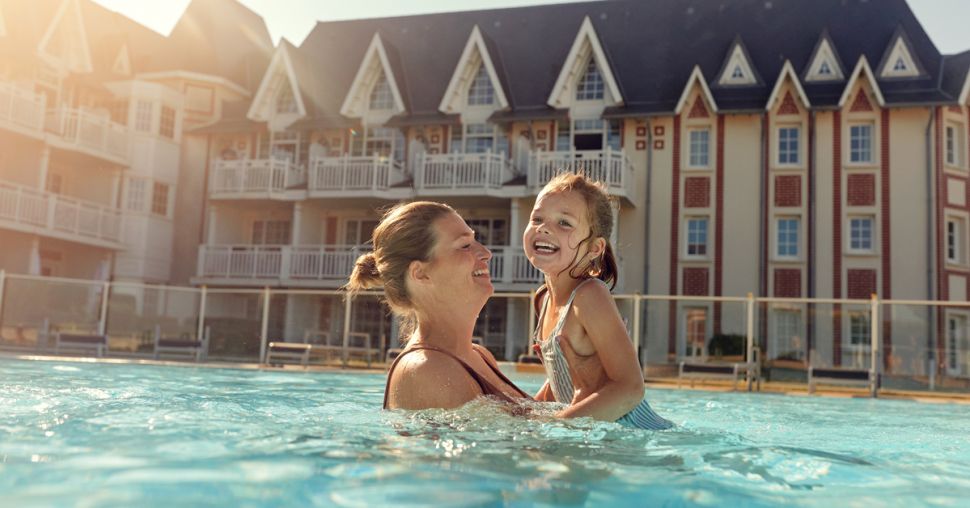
[534,279,673,430]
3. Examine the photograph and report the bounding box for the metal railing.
[210,159,306,196]
[415,151,516,190]
[529,147,633,195]
[0,81,46,133]
[0,180,123,244]
[44,107,129,162]
[308,154,405,193]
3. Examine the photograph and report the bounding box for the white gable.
[765,61,811,112]
[547,16,623,108]
[838,56,885,109]
[439,26,509,113]
[879,34,921,78]
[112,44,131,76]
[675,66,717,115]
[961,69,970,106]
[805,34,845,82]
[717,40,759,86]
[247,45,306,127]
[340,33,406,118]
[37,0,92,74]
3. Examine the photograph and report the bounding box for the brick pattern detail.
[847,269,877,299]
[777,91,800,116]
[774,175,801,207]
[949,105,963,114]
[688,95,710,119]
[847,173,876,206]
[773,269,801,298]
[850,89,873,112]
[683,268,709,296]
[684,177,710,208]
[832,111,843,365]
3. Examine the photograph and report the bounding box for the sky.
[91,0,970,54]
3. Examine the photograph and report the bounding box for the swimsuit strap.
[549,278,600,339]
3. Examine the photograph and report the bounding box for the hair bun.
[347,252,382,291]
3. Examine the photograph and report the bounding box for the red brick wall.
[684,177,710,208]
[847,269,877,299]
[773,268,801,297]
[850,89,873,113]
[688,96,709,119]
[683,267,709,296]
[847,173,876,206]
[774,175,801,207]
[777,91,800,116]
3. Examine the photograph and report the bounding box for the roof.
[942,50,970,102]
[190,100,262,133]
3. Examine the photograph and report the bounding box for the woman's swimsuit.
[383,344,530,409]
[533,279,673,430]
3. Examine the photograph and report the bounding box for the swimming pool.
[1,359,968,507]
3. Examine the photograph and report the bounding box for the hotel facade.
[2,0,970,374]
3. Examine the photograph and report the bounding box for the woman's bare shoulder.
[386,350,482,410]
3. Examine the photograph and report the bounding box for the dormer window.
[819,62,832,76]
[731,66,744,79]
[275,84,296,114]
[467,65,495,106]
[576,58,604,101]
[893,58,907,72]
[369,75,394,111]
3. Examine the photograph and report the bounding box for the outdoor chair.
[54,332,108,357]
[153,326,209,361]
[265,342,313,368]
[807,351,878,396]
[677,347,761,391]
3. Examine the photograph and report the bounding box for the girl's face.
[424,212,494,299]
[523,190,601,278]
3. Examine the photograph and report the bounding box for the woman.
[346,201,530,410]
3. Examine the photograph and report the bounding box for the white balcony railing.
[210,159,306,196]
[529,147,633,195]
[308,155,405,193]
[0,181,123,244]
[488,246,544,284]
[45,107,129,162]
[415,151,516,191]
[0,82,46,133]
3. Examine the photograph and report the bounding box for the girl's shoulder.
[571,278,614,311]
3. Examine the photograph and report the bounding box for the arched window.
[575,58,604,101]
[467,64,494,106]
[369,74,394,110]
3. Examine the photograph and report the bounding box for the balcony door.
[344,219,378,247]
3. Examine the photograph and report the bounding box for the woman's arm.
[386,351,483,410]
[555,283,644,421]
[534,380,554,401]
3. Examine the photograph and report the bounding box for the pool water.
[1,359,969,507]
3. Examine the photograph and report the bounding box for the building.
[2,0,970,375]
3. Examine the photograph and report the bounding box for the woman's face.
[423,212,494,301]
[523,190,596,277]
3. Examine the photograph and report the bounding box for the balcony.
[0,82,46,136]
[44,107,129,165]
[488,245,544,285]
[528,147,634,199]
[414,151,517,195]
[209,158,306,200]
[0,180,124,248]
[307,155,408,198]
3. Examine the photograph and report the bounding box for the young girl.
[524,173,672,430]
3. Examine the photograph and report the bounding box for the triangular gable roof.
[547,16,622,108]
[766,61,811,112]
[716,36,762,87]
[111,42,130,76]
[247,41,307,121]
[839,56,885,108]
[877,27,925,79]
[675,66,717,115]
[340,33,407,118]
[37,0,92,73]
[439,25,509,112]
[803,30,845,83]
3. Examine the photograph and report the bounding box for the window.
[343,219,378,246]
[947,218,965,264]
[275,82,297,114]
[351,127,405,161]
[893,58,907,72]
[849,217,874,252]
[689,129,710,167]
[450,123,507,155]
[126,178,147,212]
[106,100,128,126]
[684,307,707,357]
[776,218,799,258]
[731,66,744,79]
[946,124,964,167]
[607,120,621,150]
[819,61,832,76]
[947,314,967,374]
[135,100,153,133]
[849,124,873,164]
[575,58,604,101]
[252,219,291,245]
[368,75,394,111]
[686,217,708,257]
[555,120,571,151]
[151,182,169,217]
[848,311,870,348]
[773,309,803,361]
[159,106,176,139]
[778,127,800,165]
[467,64,494,106]
[465,218,508,245]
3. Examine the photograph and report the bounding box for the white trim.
[846,215,877,255]
[247,44,307,122]
[772,215,802,261]
[439,26,509,113]
[959,69,970,106]
[37,0,93,74]
[675,66,718,115]
[838,57,885,109]
[135,71,251,97]
[683,216,711,260]
[546,16,623,108]
[804,33,845,82]
[944,212,970,268]
[112,44,131,76]
[879,34,922,79]
[340,33,407,118]
[765,61,811,111]
[944,310,969,376]
[717,40,759,86]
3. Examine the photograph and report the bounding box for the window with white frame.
[252,219,291,245]
[849,123,873,164]
[689,129,710,167]
[848,311,870,348]
[778,126,800,165]
[126,178,148,212]
[575,58,604,101]
[849,216,874,252]
[450,123,508,155]
[465,218,508,245]
[343,219,378,246]
[275,82,297,114]
[947,314,967,374]
[134,100,153,133]
[776,217,799,258]
[773,308,803,360]
[947,217,965,264]
[467,64,494,106]
[818,61,833,77]
[159,105,176,140]
[151,182,169,217]
[946,123,964,167]
[684,307,708,357]
[351,127,405,161]
[368,74,394,111]
[686,217,708,257]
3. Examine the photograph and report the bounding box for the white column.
[260,286,271,363]
[610,199,620,249]
[111,171,122,208]
[206,205,218,244]
[292,202,303,246]
[28,237,41,275]
[37,146,51,190]
[509,198,522,246]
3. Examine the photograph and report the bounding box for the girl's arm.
[556,282,644,421]
[534,380,554,401]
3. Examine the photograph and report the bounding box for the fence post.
[870,293,879,398]
[0,270,6,334]
[260,286,271,364]
[746,293,755,365]
[527,289,537,355]
[632,293,643,371]
[98,281,110,336]
[196,285,207,350]
[342,289,353,366]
